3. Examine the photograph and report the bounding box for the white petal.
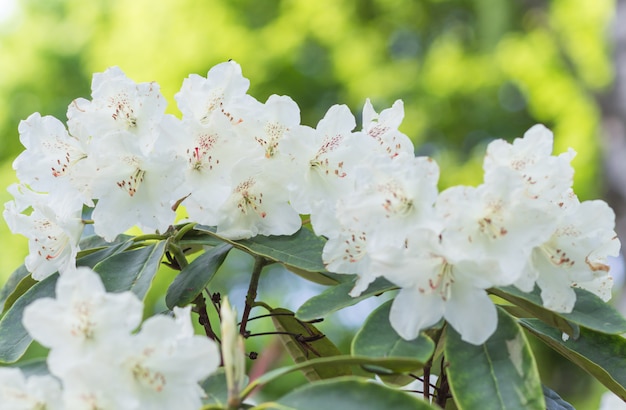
[0,368,63,410]
[535,265,577,313]
[389,287,445,340]
[445,280,498,345]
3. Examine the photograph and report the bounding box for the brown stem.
[423,355,432,402]
[435,355,451,408]
[193,293,220,343]
[239,256,267,335]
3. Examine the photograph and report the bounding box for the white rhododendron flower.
[173,60,266,227]
[282,104,376,219]
[483,124,575,203]
[66,67,185,240]
[523,199,620,312]
[435,169,556,285]
[3,61,621,352]
[215,158,302,239]
[282,104,383,239]
[323,153,440,294]
[338,153,439,237]
[22,267,144,376]
[14,112,91,211]
[374,229,500,345]
[0,367,63,410]
[105,306,219,410]
[3,184,83,280]
[237,94,303,162]
[175,60,256,125]
[86,140,184,241]
[323,225,376,295]
[61,364,132,410]
[361,98,415,158]
[321,120,619,344]
[67,66,168,156]
[175,112,244,225]
[19,268,219,409]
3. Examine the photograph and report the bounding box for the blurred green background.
[0,0,619,408]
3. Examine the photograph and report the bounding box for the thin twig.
[193,293,220,343]
[239,256,267,335]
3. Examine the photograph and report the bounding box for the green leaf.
[178,229,226,249]
[241,354,434,401]
[76,237,133,269]
[1,265,35,314]
[272,376,439,410]
[521,318,626,401]
[0,264,31,312]
[445,308,545,410]
[0,274,57,363]
[202,405,253,410]
[491,286,626,335]
[296,277,397,321]
[77,233,133,253]
[92,241,166,299]
[165,243,232,309]
[200,368,249,406]
[16,358,49,378]
[200,368,229,406]
[195,225,342,285]
[542,385,575,410]
[352,300,434,374]
[271,307,351,381]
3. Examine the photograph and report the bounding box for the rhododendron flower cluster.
[0,267,219,409]
[3,61,619,346]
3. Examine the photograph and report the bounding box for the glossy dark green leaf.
[491,286,626,335]
[241,355,436,402]
[0,274,57,363]
[178,229,226,249]
[165,243,232,309]
[0,264,30,312]
[92,241,166,299]
[1,265,34,314]
[200,368,228,406]
[445,308,545,410]
[76,237,133,268]
[77,233,133,253]
[271,307,351,381]
[352,300,434,374]
[273,377,439,410]
[490,286,579,339]
[296,277,396,321]
[521,318,626,400]
[195,225,342,285]
[200,368,249,407]
[202,405,252,410]
[543,385,575,410]
[16,358,49,378]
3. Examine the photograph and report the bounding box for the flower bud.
[220,297,246,407]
